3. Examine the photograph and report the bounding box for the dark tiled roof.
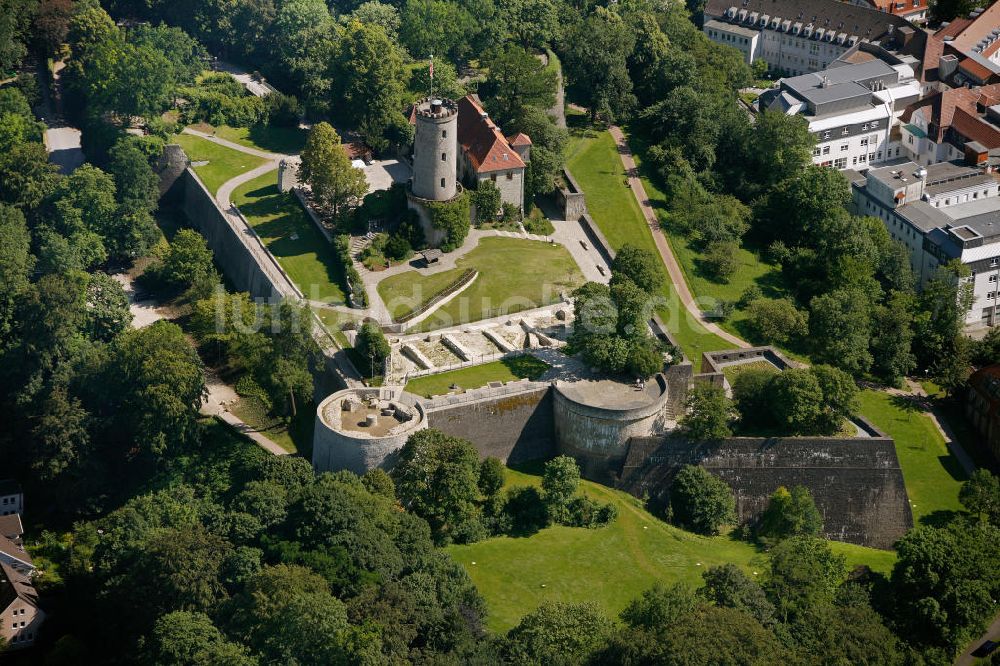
[705,0,920,46]
[0,514,22,541]
[457,95,525,174]
[0,533,33,568]
[0,561,39,613]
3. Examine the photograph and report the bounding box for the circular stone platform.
[312,387,427,474]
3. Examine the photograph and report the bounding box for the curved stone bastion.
[553,374,676,479]
[312,387,428,474]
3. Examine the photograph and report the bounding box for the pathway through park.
[607,125,749,349]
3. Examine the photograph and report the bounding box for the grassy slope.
[232,171,347,304]
[172,133,267,195]
[404,356,550,398]
[228,396,315,454]
[564,129,732,362]
[448,468,896,633]
[625,132,791,348]
[858,390,967,524]
[377,237,584,330]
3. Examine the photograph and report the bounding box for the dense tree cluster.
[732,365,859,435]
[571,245,671,378]
[393,432,616,544]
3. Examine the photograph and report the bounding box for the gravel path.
[607,124,749,349]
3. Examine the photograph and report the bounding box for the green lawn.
[228,395,314,454]
[172,132,267,195]
[565,128,733,362]
[448,467,896,633]
[625,131,794,350]
[858,390,967,524]
[405,356,550,398]
[232,171,347,304]
[377,237,584,330]
[213,124,308,155]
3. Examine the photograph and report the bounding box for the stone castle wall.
[425,383,555,463]
[618,436,913,549]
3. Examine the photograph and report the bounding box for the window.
[440,178,445,188]
[822,145,830,155]
[862,124,869,131]
[441,130,447,138]
[991,258,998,266]
[841,144,849,152]
[852,156,858,165]
[869,152,876,162]
[834,157,847,169]
[858,153,867,163]
[871,120,879,128]
[822,131,831,140]
[441,152,447,161]
[989,274,997,283]
[506,172,513,180]
[989,292,997,300]
[842,127,850,135]
[813,147,821,156]
[860,137,869,147]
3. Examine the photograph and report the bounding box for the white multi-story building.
[703,0,925,77]
[758,58,920,169]
[0,480,22,517]
[849,160,1000,326]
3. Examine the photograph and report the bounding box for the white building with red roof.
[410,94,531,214]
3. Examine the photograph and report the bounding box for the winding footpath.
[607,125,750,349]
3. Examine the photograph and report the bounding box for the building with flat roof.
[758,57,920,169]
[849,159,1000,325]
[703,0,926,76]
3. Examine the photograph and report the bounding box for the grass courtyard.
[565,127,734,362]
[858,390,967,524]
[211,124,308,155]
[404,355,551,398]
[172,132,267,195]
[377,237,584,330]
[448,466,898,633]
[228,395,315,455]
[232,171,347,305]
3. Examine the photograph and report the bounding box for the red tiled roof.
[959,57,995,83]
[919,32,945,82]
[901,85,1000,142]
[861,0,925,18]
[506,132,532,146]
[457,95,525,174]
[936,16,973,40]
[952,0,1000,51]
[951,108,1000,149]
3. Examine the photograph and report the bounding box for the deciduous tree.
[681,384,734,442]
[669,465,735,535]
[299,122,368,218]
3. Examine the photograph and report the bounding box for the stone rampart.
[553,375,674,481]
[180,169,288,301]
[556,168,588,221]
[618,436,913,549]
[425,382,556,463]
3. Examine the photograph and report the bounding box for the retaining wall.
[180,169,288,301]
[618,436,913,549]
[556,168,588,220]
[425,382,556,463]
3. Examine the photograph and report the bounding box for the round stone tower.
[411,98,458,201]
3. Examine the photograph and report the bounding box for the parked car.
[972,640,999,658]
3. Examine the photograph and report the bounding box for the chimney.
[939,54,959,80]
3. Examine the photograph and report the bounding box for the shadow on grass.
[918,509,962,527]
[888,393,930,413]
[246,124,307,154]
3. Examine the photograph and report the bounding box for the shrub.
[702,241,739,282]
[355,321,390,367]
[669,465,736,535]
[426,192,470,252]
[738,285,763,308]
[263,93,302,127]
[745,298,807,344]
[564,496,618,528]
[472,180,501,222]
[756,485,823,543]
[504,486,549,534]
